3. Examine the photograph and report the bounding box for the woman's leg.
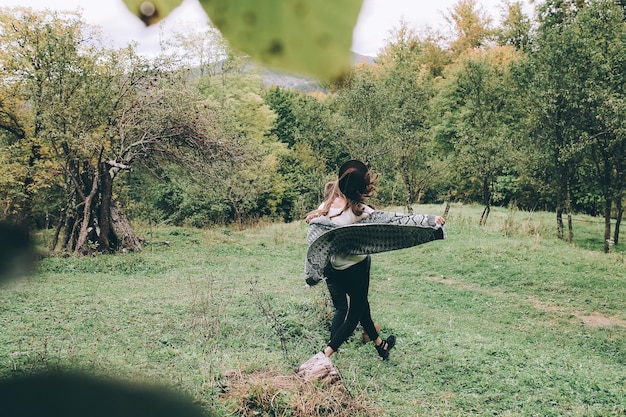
[326,256,375,353]
[325,278,348,340]
[355,273,395,360]
[358,298,380,343]
[324,263,348,340]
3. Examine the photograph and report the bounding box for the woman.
[305,160,446,361]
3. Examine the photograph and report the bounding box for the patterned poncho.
[305,211,446,286]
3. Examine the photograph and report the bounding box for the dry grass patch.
[218,370,382,417]
[427,276,626,329]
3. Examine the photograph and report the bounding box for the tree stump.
[295,352,341,385]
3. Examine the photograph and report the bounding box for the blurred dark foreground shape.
[0,221,38,283]
[0,371,212,417]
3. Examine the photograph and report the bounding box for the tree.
[289,92,348,173]
[0,8,237,254]
[515,0,626,249]
[264,87,330,220]
[264,86,300,148]
[497,0,532,51]
[158,21,231,77]
[330,65,393,167]
[445,0,496,57]
[0,9,68,229]
[375,23,444,211]
[512,0,586,242]
[0,8,131,253]
[569,0,626,251]
[433,46,520,225]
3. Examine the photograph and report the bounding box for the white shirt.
[319,202,374,270]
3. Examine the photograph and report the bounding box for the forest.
[1,0,625,255]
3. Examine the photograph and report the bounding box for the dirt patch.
[426,276,626,329]
[528,296,626,328]
[578,311,626,328]
[218,370,382,417]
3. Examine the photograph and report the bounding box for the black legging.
[324,255,379,352]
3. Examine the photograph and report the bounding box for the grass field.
[1,204,625,416]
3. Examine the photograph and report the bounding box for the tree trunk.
[416,189,424,205]
[98,161,113,252]
[61,215,74,251]
[20,143,42,230]
[480,204,490,227]
[401,167,414,214]
[109,201,142,252]
[604,197,613,253]
[567,211,573,243]
[59,158,141,256]
[74,168,100,256]
[443,188,452,218]
[50,209,65,251]
[599,148,614,253]
[556,205,564,240]
[613,150,624,246]
[555,164,567,240]
[614,199,623,246]
[565,180,574,243]
[479,178,491,226]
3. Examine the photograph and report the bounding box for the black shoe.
[375,335,396,360]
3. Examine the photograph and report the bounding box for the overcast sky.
[0,0,534,57]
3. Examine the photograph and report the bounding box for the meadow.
[1,204,625,416]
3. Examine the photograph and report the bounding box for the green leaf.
[122,0,184,25]
[123,0,362,82]
[198,0,362,82]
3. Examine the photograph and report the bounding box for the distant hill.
[351,52,375,65]
[261,52,375,92]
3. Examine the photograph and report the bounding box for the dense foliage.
[1,0,625,252]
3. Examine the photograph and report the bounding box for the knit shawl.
[304,210,446,286]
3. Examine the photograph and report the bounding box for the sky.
[0,0,534,57]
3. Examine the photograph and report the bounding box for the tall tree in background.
[445,0,496,57]
[497,0,532,51]
[202,68,281,228]
[0,9,72,229]
[331,65,393,167]
[264,87,331,220]
[376,23,444,212]
[433,46,520,225]
[568,0,626,251]
[513,0,582,242]
[158,21,233,77]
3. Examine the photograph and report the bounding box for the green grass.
[1,204,625,416]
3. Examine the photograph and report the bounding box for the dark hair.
[336,160,377,216]
[305,160,377,221]
[338,161,368,200]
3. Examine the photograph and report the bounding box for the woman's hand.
[305,211,322,223]
[435,216,446,225]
